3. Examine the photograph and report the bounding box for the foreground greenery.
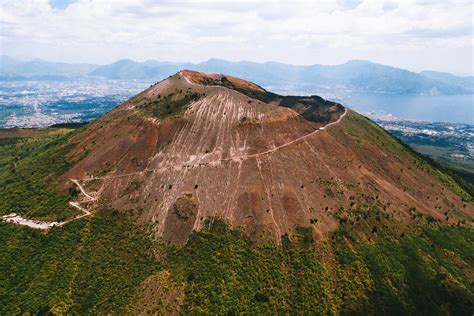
[336,113,472,202]
[0,129,82,221]
[169,221,474,314]
[0,211,159,314]
[1,214,472,314]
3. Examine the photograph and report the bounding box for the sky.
[0,0,473,75]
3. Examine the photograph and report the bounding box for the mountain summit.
[55,70,471,244]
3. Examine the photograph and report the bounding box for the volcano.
[56,70,471,244]
[2,70,473,315]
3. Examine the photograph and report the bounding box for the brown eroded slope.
[60,71,472,244]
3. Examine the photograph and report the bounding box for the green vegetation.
[139,91,202,119]
[388,128,474,196]
[122,180,142,196]
[0,129,85,221]
[1,212,472,314]
[231,86,345,124]
[407,143,474,198]
[337,113,472,201]
[162,219,473,314]
[445,166,474,198]
[0,210,160,314]
[315,176,343,198]
[334,226,474,314]
[49,122,89,129]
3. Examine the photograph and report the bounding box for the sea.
[328,92,474,125]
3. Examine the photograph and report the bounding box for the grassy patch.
[0,130,84,221]
[162,219,473,314]
[0,214,472,314]
[0,210,160,315]
[139,91,202,119]
[336,226,474,314]
[337,113,471,201]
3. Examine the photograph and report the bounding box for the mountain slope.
[420,70,474,92]
[88,59,152,79]
[88,59,193,79]
[21,70,469,244]
[0,71,472,314]
[0,56,98,77]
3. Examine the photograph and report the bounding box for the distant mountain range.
[0,55,97,78]
[1,55,473,95]
[419,70,474,92]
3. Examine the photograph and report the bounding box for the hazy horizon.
[1,0,473,76]
[3,54,473,78]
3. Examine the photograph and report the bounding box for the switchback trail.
[2,107,347,230]
[1,178,96,230]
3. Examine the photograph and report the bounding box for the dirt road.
[2,107,347,230]
[1,178,95,229]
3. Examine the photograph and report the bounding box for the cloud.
[0,0,472,74]
[404,25,473,39]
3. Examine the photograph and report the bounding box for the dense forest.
[1,214,472,314]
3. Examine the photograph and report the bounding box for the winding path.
[81,108,348,182]
[2,106,347,230]
[71,179,96,201]
[1,179,96,230]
